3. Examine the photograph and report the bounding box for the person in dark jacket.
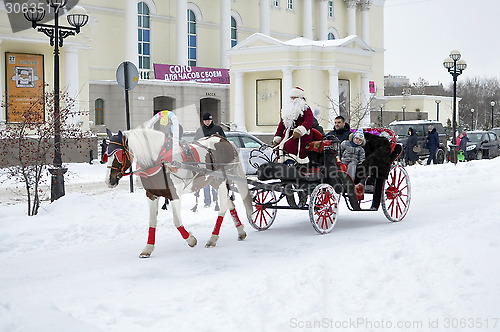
[100,138,108,164]
[426,125,440,165]
[404,127,419,165]
[194,112,226,140]
[194,112,226,209]
[458,131,470,161]
[325,115,351,141]
[312,108,324,135]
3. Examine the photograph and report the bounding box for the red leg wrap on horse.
[212,216,224,235]
[147,227,156,245]
[177,226,190,240]
[230,209,242,227]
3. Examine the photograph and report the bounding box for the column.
[343,0,357,36]
[233,71,246,131]
[360,72,371,127]
[328,68,340,129]
[0,39,4,124]
[220,0,231,68]
[303,0,313,39]
[282,67,293,107]
[176,0,188,65]
[260,0,270,35]
[64,45,80,125]
[125,0,138,67]
[319,0,329,40]
[360,0,371,44]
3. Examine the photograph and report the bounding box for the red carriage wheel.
[382,165,411,222]
[308,184,340,234]
[250,189,277,231]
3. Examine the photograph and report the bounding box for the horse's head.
[104,129,132,188]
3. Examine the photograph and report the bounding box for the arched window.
[95,98,104,125]
[328,32,335,40]
[187,9,197,66]
[138,2,151,79]
[231,16,238,48]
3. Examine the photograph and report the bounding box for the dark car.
[464,131,499,160]
[491,128,500,142]
[183,131,272,175]
[389,120,447,164]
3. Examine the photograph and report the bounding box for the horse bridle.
[104,137,133,178]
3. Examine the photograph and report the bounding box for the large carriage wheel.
[309,184,340,234]
[250,189,277,231]
[382,165,411,222]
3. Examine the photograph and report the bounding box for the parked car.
[464,130,499,160]
[491,128,500,141]
[389,120,447,164]
[183,131,272,175]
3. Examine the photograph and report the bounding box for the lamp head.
[471,108,474,113]
[456,59,467,71]
[443,57,454,69]
[67,5,89,31]
[46,0,68,9]
[435,100,441,104]
[24,3,46,24]
[491,101,496,107]
[449,50,461,61]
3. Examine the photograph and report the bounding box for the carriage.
[246,128,411,234]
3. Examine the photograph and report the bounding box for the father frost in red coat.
[273,86,314,164]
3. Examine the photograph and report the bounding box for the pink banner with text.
[154,64,230,84]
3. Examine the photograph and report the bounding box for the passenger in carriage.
[273,86,314,164]
[325,115,351,142]
[340,128,366,179]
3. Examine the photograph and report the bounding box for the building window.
[138,2,151,79]
[95,99,104,125]
[287,0,294,10]
[328,32,335,40]
[328,1,334,18]
[187,9,197,66]
[273,0,280,8]
[231,16,237,48]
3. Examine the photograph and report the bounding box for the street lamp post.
[471,108,474,130]
[435,100,441,121]
[443,50,467,163]
[24,1,88,201]
[491,101,495,129]
[379,104,383,127]
[402,105,406,121]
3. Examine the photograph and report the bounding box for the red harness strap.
[135,138,201,178]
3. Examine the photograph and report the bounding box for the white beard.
[282,98,306,129]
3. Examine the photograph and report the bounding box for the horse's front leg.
[172,199,197,247]
[140,197,159,258]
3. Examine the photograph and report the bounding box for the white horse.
[104,128,253,258]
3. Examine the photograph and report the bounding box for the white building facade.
[0,0,385,134]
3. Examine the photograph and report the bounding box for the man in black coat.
[194,112,226,140]
[325,115,351,142]
[404,127,419,165]
[194,112,225,209]
[426,125,440,165]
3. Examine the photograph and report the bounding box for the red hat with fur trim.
[290,86,305,98]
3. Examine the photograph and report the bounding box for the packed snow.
[1,159,499,331]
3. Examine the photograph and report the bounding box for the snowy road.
[1,160,499,331]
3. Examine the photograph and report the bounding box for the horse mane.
[124,128,165,167]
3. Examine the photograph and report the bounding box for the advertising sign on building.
[6,53,44,123]
[369,81,376,94]
[153,64,230,84]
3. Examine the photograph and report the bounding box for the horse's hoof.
[238,232,247,241]
[205,241,216,248]
[139,252,151,258]
[187,234,197,247]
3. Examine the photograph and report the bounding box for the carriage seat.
[257,162,324,182]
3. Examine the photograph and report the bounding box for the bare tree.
[0,91,89,215]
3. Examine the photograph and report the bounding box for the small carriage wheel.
[309,183,340,234]
[381,165,411,222]
[250,189,277,231]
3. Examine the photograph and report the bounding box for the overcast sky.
[384,0,500,87]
